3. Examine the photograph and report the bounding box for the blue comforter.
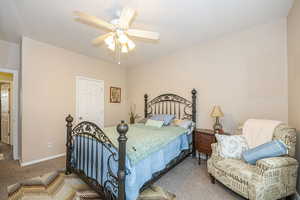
[72,124,190,200]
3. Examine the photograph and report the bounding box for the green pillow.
[145,119,164,128]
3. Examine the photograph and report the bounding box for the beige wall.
[0,40,20,69]
[127,19,288,133]
[21,37,127,163]
[288,0,300,193]
[19,18,291,165]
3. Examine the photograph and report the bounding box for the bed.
[65,89,197,200]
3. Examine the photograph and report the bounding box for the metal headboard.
[144,89,197,122]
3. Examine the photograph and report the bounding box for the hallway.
[0,142,12,161]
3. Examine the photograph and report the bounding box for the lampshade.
[210,106,224,118]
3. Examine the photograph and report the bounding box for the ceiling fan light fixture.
[127,39,135,50]
[108,42,115,51]
[121,44,128,53]
[74,7,159,64]
[105,35,114,46]
[118,31,129,44]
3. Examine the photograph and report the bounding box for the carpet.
[8,170,176,200]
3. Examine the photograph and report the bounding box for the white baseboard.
[20,153,65,167]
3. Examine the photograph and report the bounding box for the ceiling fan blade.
[74,11,115,31]
[92,32,113,45]
[119,7,136,29]
[126,29,159,40]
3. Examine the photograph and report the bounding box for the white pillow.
[215,134,249,159]
[145,119,164,128]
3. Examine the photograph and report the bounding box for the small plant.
[129,104,141,124]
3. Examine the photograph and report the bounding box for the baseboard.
[20,153,65,167]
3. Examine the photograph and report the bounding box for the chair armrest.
[208,143,224,164]
[211,143,222,158]
[256,157,298,170]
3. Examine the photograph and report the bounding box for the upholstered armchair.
[207,123,298,200]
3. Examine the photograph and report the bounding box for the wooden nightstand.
[195,129,228,165]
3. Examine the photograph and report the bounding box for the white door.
[1,83,10,144]
[76,77,104,128]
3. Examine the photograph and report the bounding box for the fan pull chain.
[114,36,121,65]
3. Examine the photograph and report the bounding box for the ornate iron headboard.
[144,89,197,158]
[144,89,197,122]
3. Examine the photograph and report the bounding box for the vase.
[130,116,135,124]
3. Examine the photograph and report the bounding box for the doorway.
[0,72,13,160]
[0,69,19,161]
[76,76,104,128]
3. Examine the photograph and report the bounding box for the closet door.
[76,77,104,128]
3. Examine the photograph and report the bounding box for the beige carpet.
[0,153,4,161]
[0,156,245,200]
[8,170,175,200]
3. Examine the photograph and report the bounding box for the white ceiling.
[0,0,294,66]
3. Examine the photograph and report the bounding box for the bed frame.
[65,89,197,200]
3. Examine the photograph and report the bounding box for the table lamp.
[210,105,224,133]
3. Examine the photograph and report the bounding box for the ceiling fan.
[73,7,160,63]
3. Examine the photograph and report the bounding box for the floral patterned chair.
[207,124,298,200]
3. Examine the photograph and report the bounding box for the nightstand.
[195,129,228,165]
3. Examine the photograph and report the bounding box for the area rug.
[7,170,176,200]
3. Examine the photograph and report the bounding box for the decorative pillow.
[145,119,164,128]
[171,119,182,126]
[172,119,194,135]
[215,134,249,159]
[150,114,175,126]
[242,140,287,165]
[172,119,193,129]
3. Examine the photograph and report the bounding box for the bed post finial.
[191,89,197,121]
[117,121,129,200]
[144,94,148,118]
[65,114,74,175]
[191,89,197,157]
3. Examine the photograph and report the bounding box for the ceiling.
[0,0,294,66]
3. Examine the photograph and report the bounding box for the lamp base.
[213,117,223,134]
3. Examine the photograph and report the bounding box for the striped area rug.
[8,170,176,200]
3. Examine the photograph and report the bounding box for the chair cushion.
[215,134,249,159]
[242,140,287,165]
[214,159,256,184]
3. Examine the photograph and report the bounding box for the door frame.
[0,68,19,160]
[75,76,104,126]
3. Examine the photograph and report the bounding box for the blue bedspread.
[72,125,190,200]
